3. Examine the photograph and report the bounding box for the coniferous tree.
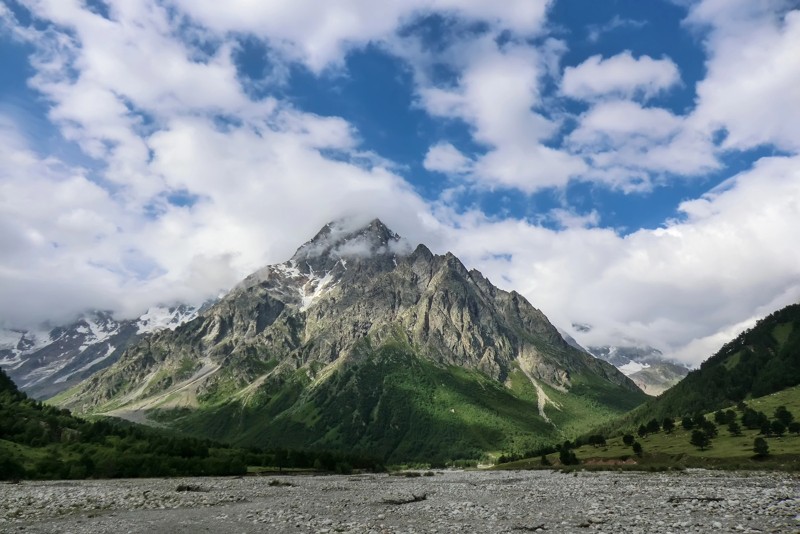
[727,421,742,436]
[646,419,660,434]
[559,446,578,466]
[701,420,718,438]
[662,417,675,433]
[690,430,710,451]
[770,420,786,437]
[774,406,794,426]
[753,437,769,457]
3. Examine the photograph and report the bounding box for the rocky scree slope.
[58,220,646,461]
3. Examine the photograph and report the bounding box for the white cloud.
[569,101,683,147]
[168,0,551,73]
[441,155,800,366]
[586,16,647,43]
[414,37,586,192]
[0,1,435,328]
[561,51,681,101]
[423,142,471,174]
[547,208,600,230]
[2,0,799,373]
[566,100,719,189]
[687,1,800,152]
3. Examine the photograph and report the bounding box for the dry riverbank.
[2,469,798,533]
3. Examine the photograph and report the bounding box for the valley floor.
[2,470,798,533]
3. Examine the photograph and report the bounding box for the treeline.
[495,435,609,466]
[0,369,383,480]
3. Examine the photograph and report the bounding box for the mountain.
[613,302,800,426]
[56,219,647,463]
[0,305,200,400]
[587,345,689,396]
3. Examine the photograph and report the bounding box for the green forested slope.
[155,341,646,464]
[0,368,249,479]
[596,303,800,434]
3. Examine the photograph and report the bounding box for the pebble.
[0,470,797,533]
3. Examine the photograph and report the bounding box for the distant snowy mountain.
[0,305,201,399]
[561,325,690,396]
[586,345,689,396]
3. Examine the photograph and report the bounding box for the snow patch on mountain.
[618,361,651,376]
[137,305,198,334]
[299,270,338,311]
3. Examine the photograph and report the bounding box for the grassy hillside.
[151,340,646,464]
[498,385,800,471]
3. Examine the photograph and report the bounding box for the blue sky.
[1,0,799,365]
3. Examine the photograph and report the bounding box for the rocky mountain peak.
[292,218,401,263]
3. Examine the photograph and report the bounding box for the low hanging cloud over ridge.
[0,0,798,368]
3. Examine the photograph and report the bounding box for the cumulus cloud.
[566,100,719,189]
[687,0,800,152]
[561,51,681,101]
[413,37,586,192]
[169,0,551,72]
[442,155,800,366]
[0,1,434,327]
[1,0,799,371]
[423,142,472,174]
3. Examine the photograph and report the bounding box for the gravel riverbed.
[1,469,798,533]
